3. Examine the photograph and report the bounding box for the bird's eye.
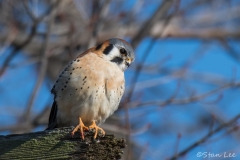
[120,48,127,56]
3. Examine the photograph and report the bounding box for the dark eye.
[120,48,127,55]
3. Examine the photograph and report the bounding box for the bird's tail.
[45,101,58,130]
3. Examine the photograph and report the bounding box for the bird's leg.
[88,120,105,139]
[71,117,88,139]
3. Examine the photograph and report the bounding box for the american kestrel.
[46,38,135,139]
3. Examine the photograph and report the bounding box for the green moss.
[0,127,126,160]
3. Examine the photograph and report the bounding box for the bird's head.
[94,38,135,71]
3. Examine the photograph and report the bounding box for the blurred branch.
[169,113,240,160]
[22,8,55,123]
[168,29,240,39]
[88,0,111,48]
[131,81,240,107]
[0,21,37,77]
[131,0,175,48]
[0,25,18,57]
[0,106,50,133]
[22,0,37,22]
[0,122,32,133]
[0,25,239,57]
[219,39,240,63]
[0,0,59,77]
[102,123,150,136]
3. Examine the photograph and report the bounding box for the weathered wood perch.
[0,127,126,160]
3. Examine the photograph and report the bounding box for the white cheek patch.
[103,46,128,71]
[104,46,120,61]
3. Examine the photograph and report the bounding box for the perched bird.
[46,38,135,139]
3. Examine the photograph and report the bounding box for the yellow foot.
[89,120,105,139]
[71,117,88,139]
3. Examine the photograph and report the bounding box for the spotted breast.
[52,51,125,127]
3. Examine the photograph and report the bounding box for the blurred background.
[0,0,240,159]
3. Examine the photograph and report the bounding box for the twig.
[22,13,54,122]
[219,39,240,63]
[0,22,37,77]
[87,0,111,48]
[131,0,175,48]
[132,81,240,107]
[168,113,240,160]
[174,133,181,159]
[0,25,18,57]
[22,0,37,22]
[0,0,59,77]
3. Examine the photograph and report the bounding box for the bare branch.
[0,0,60,77]
[22,0,37,22]
[131,0,175,48]
[168,113,240,160]
[131,81,240,108]
[0,22,37,77]
[21,12,54,122]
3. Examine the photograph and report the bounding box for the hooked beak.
[125,57,133,67]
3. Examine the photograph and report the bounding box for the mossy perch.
[0,127,126,160]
